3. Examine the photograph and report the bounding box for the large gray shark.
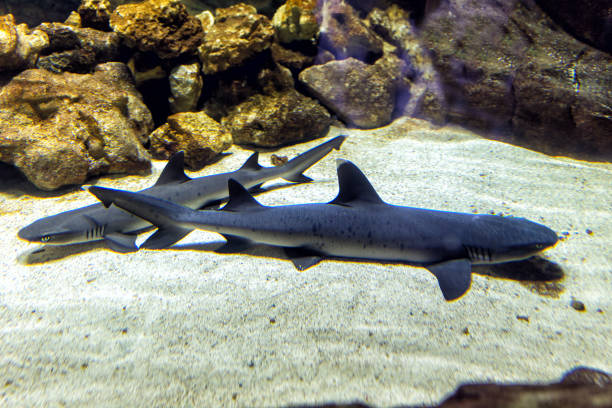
[18,136,346,252]
[89,159,559,301]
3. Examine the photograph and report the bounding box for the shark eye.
[41,236,51,242]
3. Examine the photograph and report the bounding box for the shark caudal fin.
[329,159,384,206]
[89,187,193,249]
[425,259,472,301]
[280,135,346,183]
[154,151,192,186]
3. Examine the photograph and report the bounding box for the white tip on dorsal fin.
[328,159,384,206]
[239,152,262,171]
[221,179,265,212]
[154,151,191,186]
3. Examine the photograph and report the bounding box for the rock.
[270,41,316,71]
[272,0,319,43]
[299,55,407,128]
[317,0,383,61]
[0,14,49,72]
[367,5,446,123]
[435,367,612,408]
[0,62,153,190]
[420,0,612,159]
[195,10,215,32]
[126,51,166,87]
[149,111,232,170]
[198,4,275,75]
[110,0,203,59]
[222,89,331,147]
[77,0,112,31]
[0,0,81,28]
[35,22,120,73]
[535,0,611,54]
[169,61,203,113]
[183,0,285,17]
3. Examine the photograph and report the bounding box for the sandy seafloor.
[1,117,611,407]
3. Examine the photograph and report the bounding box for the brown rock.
[110,0,203,59]
[420,0,612,159]
[270,41,316,72]
[317,0,383,61]
[299,55,407,128]
[149,111,232,170]
[35,22,120,73]
[0,14,49,72]
[222,89,331,146]
[0,62,153,190]
[198,3,275,74]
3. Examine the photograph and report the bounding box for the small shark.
[18,136,346,252]
[89,159,559,301]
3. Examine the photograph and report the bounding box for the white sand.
[1,117,611,407]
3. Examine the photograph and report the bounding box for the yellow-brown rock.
[0,62,153,190]
[198,4,274,74]
[0,14,49,71]
[272,0,318,43]
[149,111,232,170]
[110,0,203,59]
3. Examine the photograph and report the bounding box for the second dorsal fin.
[221,179,265,212]
[154,151,191,186]
[239,152,263,171]
[328,159,384,206]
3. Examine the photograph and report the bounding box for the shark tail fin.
[280,135,346,183]
[89,187,196,249]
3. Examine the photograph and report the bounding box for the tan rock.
[198,3,274,74]
[272,0,318,43]
[0,63,153,190]
[110,0,203,59]
[0,14,48,72]
[149,111,232,170]
[169,61,203,113]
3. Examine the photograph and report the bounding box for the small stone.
[169,61,203,113]
[571,299,586,312]
[149,111,232,170]
[78,0,112,31]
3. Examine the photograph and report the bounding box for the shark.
[89,159,559,301]
[18,135,346,252]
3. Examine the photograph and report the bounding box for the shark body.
[89,159,558,301]
[18,136,345,252]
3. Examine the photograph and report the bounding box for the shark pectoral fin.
[141,226,192,249]
[215,235,253,253]
[104,232,138,253]
[283,247,323,271]
[425,259,472,301]
[282,173,313,183]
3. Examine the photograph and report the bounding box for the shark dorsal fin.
[239,152,262,171]
[221,179,265,212]
[154,151,191,186]
[329,159,384,206]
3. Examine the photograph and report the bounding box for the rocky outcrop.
[198,4,275,75]
[222,89,331,146]
[272,0,318,43]
[0,14,49,72]
[109,0,203,59]
[35,22,120,73]
[317,0,383,62]
[420,0,612,159]
[149,111,232,170]
[0,62,153,190]
[77,0,113,31]
[299,55,408,128]
[535,0,611,54]
[168,61,203,113]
